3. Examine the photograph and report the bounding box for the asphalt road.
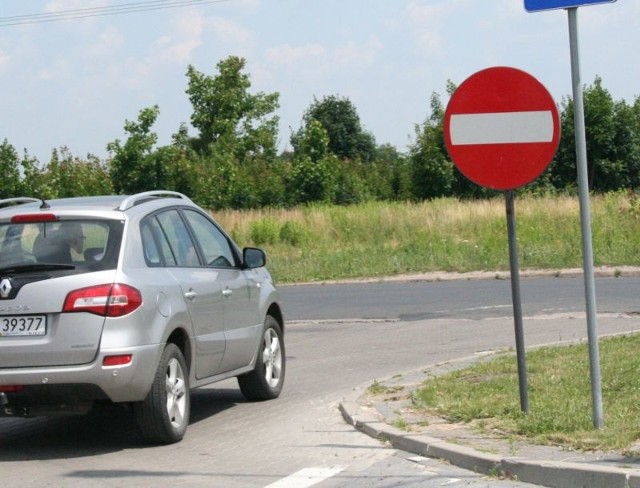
[1,275,638,487]
[279,275,640,322]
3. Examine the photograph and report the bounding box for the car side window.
[140,219,163,266]
[142,210,199,267]
[183,209,236,268]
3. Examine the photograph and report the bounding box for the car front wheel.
[134,343,190,444]
[238,316,285,401]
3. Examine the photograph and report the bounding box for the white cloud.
[334,37,383,67]
[265,36,382,71]
[405,0,465,55]
[208,16,253,46]
[405,0,455,24]
[265,43,326,67]
[82,25,124,58]
[45,0,102,12]
[156,35,202,64]
[44,0,112,30]
[0,49,9,74]
[151,9,204,63]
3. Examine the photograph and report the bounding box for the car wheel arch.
[266,303,284,334]
[166,327,192,373]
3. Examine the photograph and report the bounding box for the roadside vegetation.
[411,334,640,452]
[216,191,640,284]
[3,57,640,214]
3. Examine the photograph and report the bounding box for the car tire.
[134,343,190,444]
[238,316,285,401]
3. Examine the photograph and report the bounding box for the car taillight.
[63,284,142,317]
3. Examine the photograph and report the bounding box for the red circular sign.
[444,66,560,190]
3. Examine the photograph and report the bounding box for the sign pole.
[505,190,529,414]
[444,66,559,415]
[567,7,604,429]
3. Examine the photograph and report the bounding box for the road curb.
[339,389,640,488]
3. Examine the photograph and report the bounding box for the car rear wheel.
[238,316,285,401]
[134,343,190,444]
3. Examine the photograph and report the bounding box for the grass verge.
[412,334,640,452]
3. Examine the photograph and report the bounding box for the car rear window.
[0,219,123,273]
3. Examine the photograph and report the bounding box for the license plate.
[0,315,47,336]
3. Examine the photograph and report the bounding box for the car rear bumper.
[0,343,162,405]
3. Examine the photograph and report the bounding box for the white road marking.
[450,110,554,145]
[265,466,346,488]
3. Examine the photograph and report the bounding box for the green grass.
[412,335,640,452]
[215,192,640,283]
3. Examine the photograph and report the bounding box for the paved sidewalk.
[339,335,640,488]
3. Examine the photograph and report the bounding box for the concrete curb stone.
[339,356,640,488]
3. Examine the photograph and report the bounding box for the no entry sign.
[444,66,560,190]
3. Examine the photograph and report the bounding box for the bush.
[279,221,308,246]
[249,219,280,245]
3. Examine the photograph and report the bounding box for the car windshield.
[0,219,123,273]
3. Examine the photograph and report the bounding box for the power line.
[0,0,231,27]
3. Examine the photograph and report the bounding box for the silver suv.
[0,191,285,444]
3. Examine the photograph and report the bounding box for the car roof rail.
[0,197,47,210]
[117,191,192,211]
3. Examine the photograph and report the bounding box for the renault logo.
[0,278,12,298]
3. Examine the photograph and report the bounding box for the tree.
[409,92,455,200]
[368,144,412,201]
[0,139,22,199]
[185,56,280,161]
[292,119,329,163]
[287,120,337,204]
[42,148,112,198]
[107,105,160,194]
[551,76,639,192]
[293,95,376,162]
[19,150,43,198]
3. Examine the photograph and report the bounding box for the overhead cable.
[0,0,231,27]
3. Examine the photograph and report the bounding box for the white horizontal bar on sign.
[449,111,554,145]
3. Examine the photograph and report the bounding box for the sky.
[0,0,638,164]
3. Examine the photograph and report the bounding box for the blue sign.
[525,0,616,11]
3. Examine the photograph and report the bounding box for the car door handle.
[184,290,197,301]
[222,288,233,298]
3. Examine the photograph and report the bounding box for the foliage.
[185,56,280,162]
[552,77,640,192]
[292,94,376,163]
[3,67,640,210]
[107,105,160,194]
[0,139,23,199]
[44,148,113,198]
[288,154,338,204]
[409,92,455,199]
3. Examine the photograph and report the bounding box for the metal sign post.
[505,190,529,413]
[567,7,604,430]
[524,0,608,430]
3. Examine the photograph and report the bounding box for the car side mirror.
[243,247,265,269]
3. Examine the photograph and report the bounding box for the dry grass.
[210,192,640,283]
